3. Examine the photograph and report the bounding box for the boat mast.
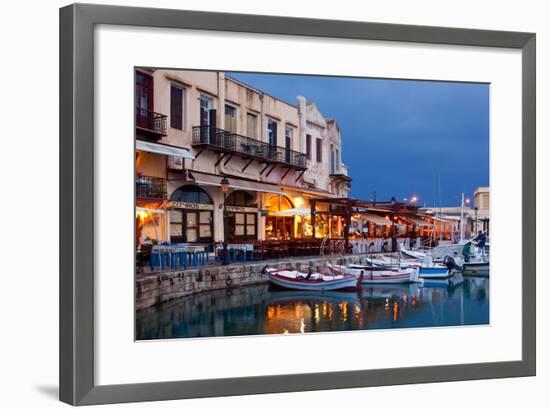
[438,173,443,242]
[460,192,465,242]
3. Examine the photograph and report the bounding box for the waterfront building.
[420,186,490,242]
[135,69,351,246]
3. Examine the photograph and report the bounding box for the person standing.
[474,230,487,256]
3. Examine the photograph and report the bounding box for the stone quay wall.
[136,254,375,310]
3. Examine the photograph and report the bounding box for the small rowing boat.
[266,268,359,291]
[328,264,421,284]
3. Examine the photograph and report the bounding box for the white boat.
[266,268,359,291]
[328,264,421,284]
[363,254,455,279]
[400,247,428,260]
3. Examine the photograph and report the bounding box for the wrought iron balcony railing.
[135,108,168,140]
[136,175,167,199]
[192,126,307,169]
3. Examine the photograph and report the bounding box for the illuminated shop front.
[135,206,168,246]
[265,194,295,240]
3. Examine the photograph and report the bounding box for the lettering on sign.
[226,206,257,213]
[170,202,214,211]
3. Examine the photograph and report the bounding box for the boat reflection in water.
[136,275,489,340]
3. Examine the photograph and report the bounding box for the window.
[199,95,214,127]
[170,185,212,204]
[169,185,213,243]
[225,105,237,133]
[227,190,255,207]
[170,84,184,130]
[230,212,257,239]
[316,138,322,162]
[227,191,257,240]
[247,113,257,139]
[136,72,152,113]
[169,209,213,243]
[306,134,312,160]
[267,119,277,146]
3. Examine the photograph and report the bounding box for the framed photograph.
[60,3,536,405]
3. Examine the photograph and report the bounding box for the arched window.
[227,190,256,207]
[265,194,294,212]
[170,185,212,204]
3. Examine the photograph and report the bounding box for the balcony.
[136,108,168,141]
[136,176,167,200]
[192,126,307,169]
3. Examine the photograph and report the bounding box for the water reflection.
[136,275,489,340]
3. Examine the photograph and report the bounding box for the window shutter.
[306,134,311,159]
[170,86,183,130]
[316,138,322,162]
[272,122,277,146]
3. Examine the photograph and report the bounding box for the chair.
[136,244,153,273]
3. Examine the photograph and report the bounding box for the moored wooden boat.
[329,264,421,284]
[266,268,359,291]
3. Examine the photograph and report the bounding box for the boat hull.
[331,265,419,284]
[418,266,453,279]
[463,262,489,277]
[267,272,358,291]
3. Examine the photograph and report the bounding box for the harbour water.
[136,275,489,340]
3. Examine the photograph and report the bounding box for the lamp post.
[220,177,230,265]
[474,206,478,235]
[390,196,397,252]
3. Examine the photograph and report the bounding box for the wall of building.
[136,68,352,244]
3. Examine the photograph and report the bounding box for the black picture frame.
[60,3,536,405]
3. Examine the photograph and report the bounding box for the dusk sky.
[228,72,489,207]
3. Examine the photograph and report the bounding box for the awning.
[402,214,432,227]
[363,213,393,226]
[188,171,283,195]
[136,140,195,160]
[275,207,311,216]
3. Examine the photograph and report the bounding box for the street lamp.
[390,196,397,252]
[474,206,478,235]
[220,177,230,265]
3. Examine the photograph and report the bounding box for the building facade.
[135,69,351,246]
[421,186,490,242]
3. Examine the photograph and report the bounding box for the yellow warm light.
[294,197,306,208]
[136,210,150,220]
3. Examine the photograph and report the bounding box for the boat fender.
[226,277,232,287]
